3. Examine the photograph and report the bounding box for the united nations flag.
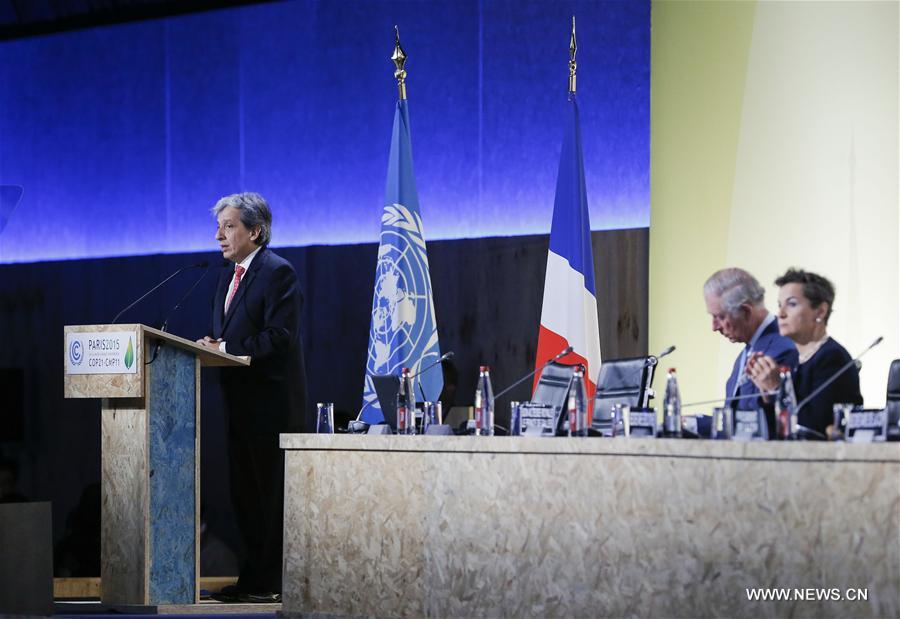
[361,33,443,424]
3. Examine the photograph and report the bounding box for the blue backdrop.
[0,0,648,264]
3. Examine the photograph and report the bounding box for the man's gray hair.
[212,192,272,247]
[703,267,766,314]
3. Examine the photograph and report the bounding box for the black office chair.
[592,356,657,434]
[526,360,577,434]
[887,359,900,441]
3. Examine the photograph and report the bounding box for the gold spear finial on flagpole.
[568,15,577,94]
[392,25,408,100]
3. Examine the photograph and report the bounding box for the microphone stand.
[413,352,455,402]
[783,337,881,441]
[638,345,675,407]
[353,396,378,425]
[493,346,574,401]
[794,336,882,415]
[147,264,212,365]
[111,262,208,324]
[681,390,779,409]
[160,264,211,333]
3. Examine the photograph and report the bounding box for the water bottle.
[567,366,588,437]
[474,365,495,436]
[509,401,522,436]
[774,366,798,440]
[397,367,416,435]
[662,368,682,438]
[611,404,624,437]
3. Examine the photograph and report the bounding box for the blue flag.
[361,100,443,423]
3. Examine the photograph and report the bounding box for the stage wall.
[0,229,648,559]
[0,0,649,263]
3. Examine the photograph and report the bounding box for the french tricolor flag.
[534,96,602,413]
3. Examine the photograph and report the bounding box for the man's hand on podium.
[196,336,223,351]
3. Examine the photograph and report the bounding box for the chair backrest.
[371,374,400,430]
[592,357,655,428]
[531,360,577,432]
[886,360,900,436]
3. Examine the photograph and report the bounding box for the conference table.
[279,434,899,618]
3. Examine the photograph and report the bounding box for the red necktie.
[224,265,245,314]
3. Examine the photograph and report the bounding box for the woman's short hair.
[211,192,272,247]
[775,268,835,323]
[703,268,766,315]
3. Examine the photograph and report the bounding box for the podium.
[63,324,249,606]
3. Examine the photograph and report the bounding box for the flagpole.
[392,25,408,100]
[568,15,577,95]
[360,25,444,423]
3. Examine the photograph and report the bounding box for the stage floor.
[55,599,279,617]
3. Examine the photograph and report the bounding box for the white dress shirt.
[219,246,262,354]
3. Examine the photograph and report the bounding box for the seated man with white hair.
[703,268,798,425]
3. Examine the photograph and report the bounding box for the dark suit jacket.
[794,337,863,436]
[726,318,799,408]
[210,247,308,435]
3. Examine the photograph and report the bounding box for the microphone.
[160,263,212,333]
[413,351,455,402]
[644,344,676,368]
[144,263,214,367]
[657,345,676,359]
[354,394,379,423]
[793,336,882,415]
[411,351,455,379]
[111,261,209,324]
[682,390,778,409]
[493,345,574,401]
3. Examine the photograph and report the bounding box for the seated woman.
[746,268,862,438]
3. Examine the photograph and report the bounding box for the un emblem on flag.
[368,203,437,373]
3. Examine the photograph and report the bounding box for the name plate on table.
[520,403,556,436]
[733,408,768,441]
[682,415,698,436]
[65,331,138,375]
[847,409,888,443]
[628,410,658,438]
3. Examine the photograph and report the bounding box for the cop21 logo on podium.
[65,331,137,374]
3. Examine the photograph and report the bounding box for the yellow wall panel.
[651,0,899,408]
[650,0,758,405]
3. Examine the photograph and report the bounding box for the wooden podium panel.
[280,435,900,619]
[64,324,248,606]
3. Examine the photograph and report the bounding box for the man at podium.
[197,192,307,602]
